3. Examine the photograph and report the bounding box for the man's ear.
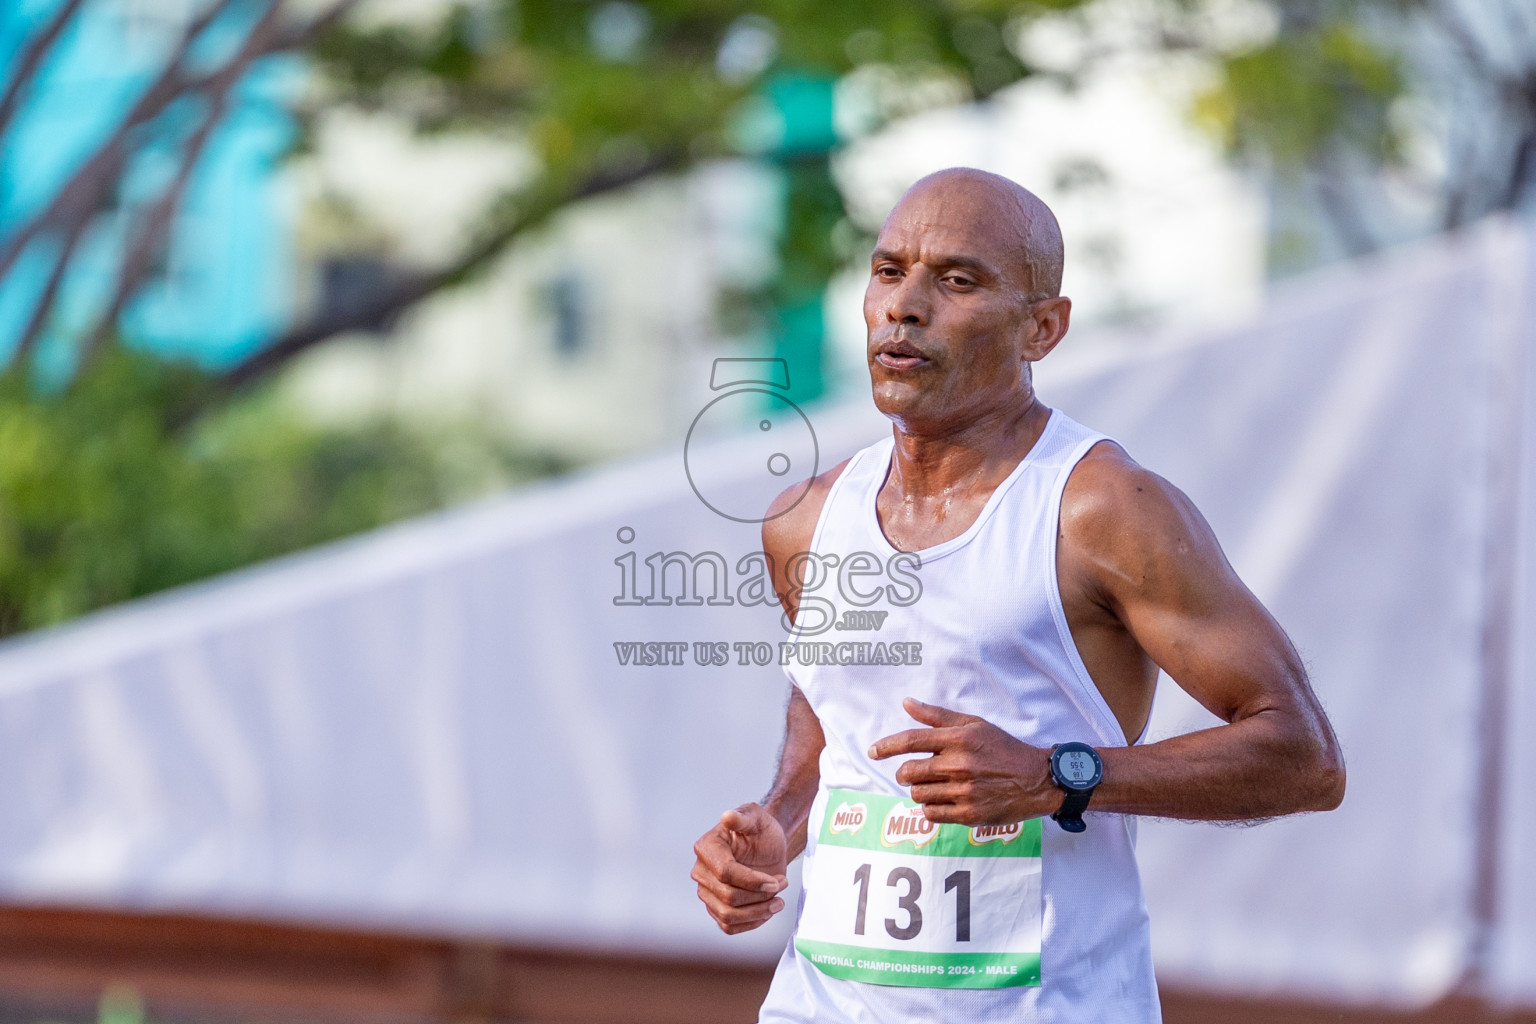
[1022,296,1071,362]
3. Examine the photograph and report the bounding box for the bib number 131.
[851,863,970,943]
[793,789,1043,990]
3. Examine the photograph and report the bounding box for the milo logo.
[969,822,1023,845]
[881,804,938,848]
[829,802,867,835]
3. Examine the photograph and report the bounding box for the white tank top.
[758,409,1161,1024]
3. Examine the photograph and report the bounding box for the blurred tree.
[1182,0,1536,261]
[0,348,559,637]
[261,0,1536,363]
[2,0,1530,394]
[238,0,1069,404]
[0,0,1057,399]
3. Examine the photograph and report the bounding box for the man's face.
[862,183,1046,432]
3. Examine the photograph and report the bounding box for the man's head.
[863,168,1070,433]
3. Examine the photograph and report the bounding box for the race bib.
[794,788,1043,989]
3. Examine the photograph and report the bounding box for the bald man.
[690,168,1344,1023]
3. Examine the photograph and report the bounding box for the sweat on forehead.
[885,168,1064,298]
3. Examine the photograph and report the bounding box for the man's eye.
[947,276,974,288]
[876,266,901,279]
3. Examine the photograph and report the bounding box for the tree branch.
[75,0,313,369]
[0,0,87,147]
[0,0,251,286]
[9,0,290,371]
[289,0,364,40]
[9,216,88,366]
[77,76,241,370]
[3,0,364,373]
[215,150,687,394]
[0,0,357,291]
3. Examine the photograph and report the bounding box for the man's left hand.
[869,697,1059,826]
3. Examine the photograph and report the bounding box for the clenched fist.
[691,803,790,934]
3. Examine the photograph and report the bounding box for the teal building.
[0,0,295,371]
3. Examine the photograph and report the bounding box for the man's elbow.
[1299,741,1346,812]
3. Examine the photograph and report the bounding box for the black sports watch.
[1049,742,1104,833]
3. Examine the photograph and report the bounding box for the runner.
[691,168,1345,1022]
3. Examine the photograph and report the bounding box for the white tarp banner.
[0,217,1531,1005]
[1489,213,1536,1008]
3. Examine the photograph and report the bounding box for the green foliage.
[314,0,1036,146]
[305,0,1069,404]
[306,0,1050,295]
[301,0,1450,339]
[1198,19,1403,169]
[0,351,558,639]
[1191,2,1406,174]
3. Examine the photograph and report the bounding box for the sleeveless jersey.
[757,409,1161,1024]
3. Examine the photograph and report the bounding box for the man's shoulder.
[1059,440,1205,565]
[761,456,857,561]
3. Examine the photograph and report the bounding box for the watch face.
[1055,746,1102,790]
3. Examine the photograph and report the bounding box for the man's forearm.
[1093,708,1345,821]
[762,686,825,860]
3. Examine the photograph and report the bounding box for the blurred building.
[278,116,776,463]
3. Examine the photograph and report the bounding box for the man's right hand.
[691,802,790,934]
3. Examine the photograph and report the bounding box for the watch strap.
[1052,787,1092,832]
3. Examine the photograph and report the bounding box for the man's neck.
[886,392,1051,502]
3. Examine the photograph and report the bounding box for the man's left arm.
[872,449,1346,825]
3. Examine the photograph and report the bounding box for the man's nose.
[886,272,929,325]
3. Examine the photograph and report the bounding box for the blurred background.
[0,0,1534,1022]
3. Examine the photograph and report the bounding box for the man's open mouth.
[874,340,930,370]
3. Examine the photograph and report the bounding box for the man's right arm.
[691,686,824,934]
[690,461,847,934]
[762,685,824,862]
